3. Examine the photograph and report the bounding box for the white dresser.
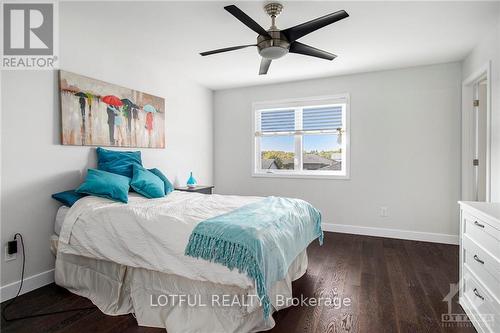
[459,201,500,333]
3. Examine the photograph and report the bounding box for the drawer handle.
[473,255,485,264]
[474,221,485,228]
[473,288,485,301]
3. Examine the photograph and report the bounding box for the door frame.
[461,61,491,202]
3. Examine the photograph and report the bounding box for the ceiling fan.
[200,3,349,75]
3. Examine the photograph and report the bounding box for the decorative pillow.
[130,165,165,199]
[96,147,142,178]
[51,190,88,207]
[148,168,174,195]
[76,169,130,203]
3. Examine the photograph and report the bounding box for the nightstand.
[175,185,214,195]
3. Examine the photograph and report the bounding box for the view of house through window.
[261,136,295,170]
[254,95,349,178]
[302,134,341,171]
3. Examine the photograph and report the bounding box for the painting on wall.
[59,70,165,148]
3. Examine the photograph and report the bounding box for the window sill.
[252,172,350,180]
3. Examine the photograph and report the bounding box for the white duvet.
[58,191,263,289]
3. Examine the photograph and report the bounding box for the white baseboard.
[322,223,459,245]
[0,269,54,302]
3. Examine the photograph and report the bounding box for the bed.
[52,191,320,333]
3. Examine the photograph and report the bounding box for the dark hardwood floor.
[1,232,475,333]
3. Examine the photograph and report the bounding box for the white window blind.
[302,106,342,132]
[259,109,295,133]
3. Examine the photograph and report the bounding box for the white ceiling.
[176,1,500,90]
[63,1,500,90]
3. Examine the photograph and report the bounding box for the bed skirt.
[54,240,308,333]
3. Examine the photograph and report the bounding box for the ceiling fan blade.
[200,44,256,56]
[259,58,272,75]
[289,41,337,60]
[224,5,271,38]
[282,10,349,42]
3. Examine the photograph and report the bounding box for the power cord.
[1,233,96,322]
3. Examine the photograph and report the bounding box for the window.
[253,94,349,178]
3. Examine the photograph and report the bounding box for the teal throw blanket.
[185,196,323,318]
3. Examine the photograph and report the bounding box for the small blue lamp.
[186,171,197,188]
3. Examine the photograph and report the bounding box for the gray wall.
[1,3,214,288]
[214,63,462,236]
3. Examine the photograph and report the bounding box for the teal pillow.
[131,165,165,199]
[96,147,142,178]
[148,168,174,195]
[52,190,88,207]
[76,169,130,203]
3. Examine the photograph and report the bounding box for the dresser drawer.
[463,235,500,301]
[462,212,500,257]
[463,267,499,332]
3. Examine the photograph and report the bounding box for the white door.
[473,79,488,201]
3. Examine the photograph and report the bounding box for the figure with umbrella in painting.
[102,95,123,146]
[114,106,126,146]
[74,92,87,145]
[143,104,156,148]
[85,93,94,144]
[121,98,138,145]
[132,104,140,146]
[106,105,116,145]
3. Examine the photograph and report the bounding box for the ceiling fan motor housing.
[257,31,289,59]
[258,2,288,59]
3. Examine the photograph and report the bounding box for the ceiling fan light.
[259,46,289,59]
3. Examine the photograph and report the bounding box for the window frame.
[252,94,350,180]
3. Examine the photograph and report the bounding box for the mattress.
[54,205,69,235]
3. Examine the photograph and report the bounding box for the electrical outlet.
[4,245,16,261]
[380,206,388,217]
[8,240,17,255]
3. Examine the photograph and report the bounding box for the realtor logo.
[3,3,53,55]
[1,1,58,69]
